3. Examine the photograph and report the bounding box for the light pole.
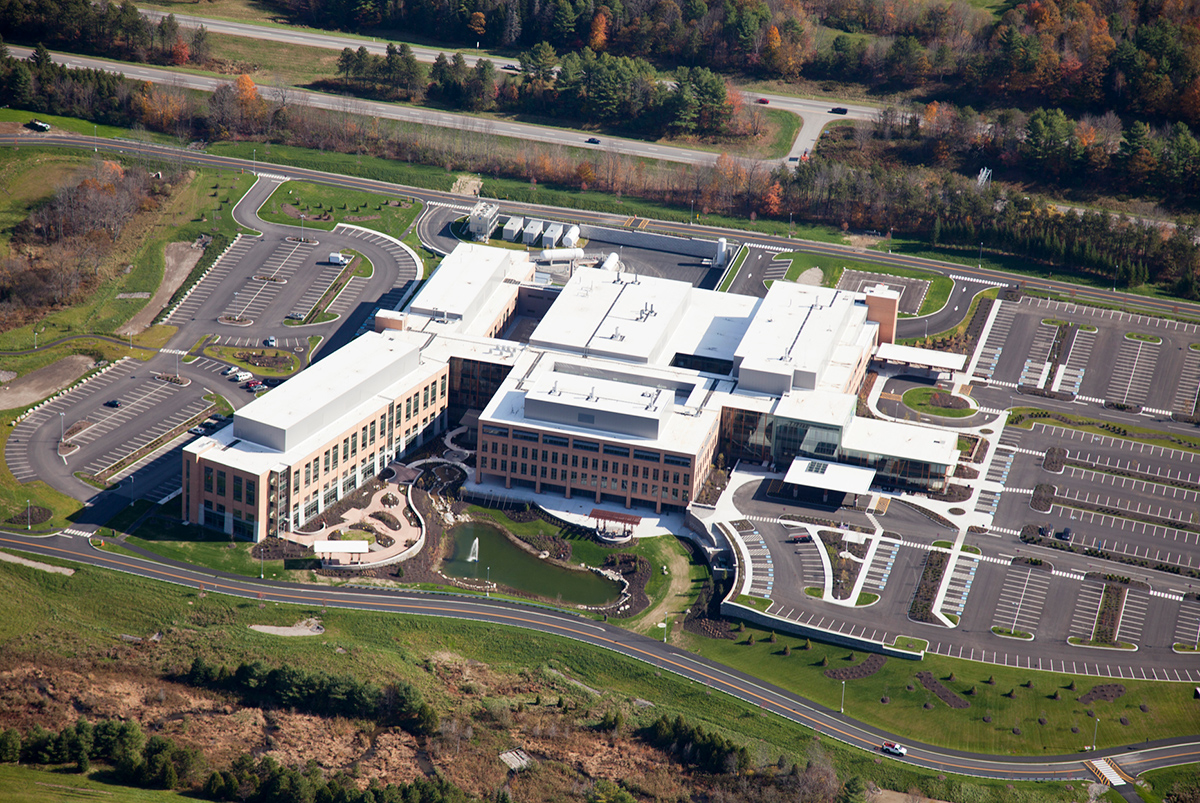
[260,537,264,579]
[486,565,490,598]
[59,412,64,443]
[657,621,667,642]
[252,147,256,175]
[27,499,31,530]
[1093,717,1099,751]
[300,214,306,242]
[840,680,846,714]
[978,241,983,267]
[93,123,97,152]
[176,352,180,378]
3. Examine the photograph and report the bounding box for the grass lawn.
[402,231,442,278]
[0,557,1091,801]
[902,387,977,418]
[0,764,184,802]
[718,245,749,291]
[0,149,90,259]
[682,620,1200,756]
[201,344,301,377]
[258,180,422,240]
[771,251,953,315]
[1136,763,1200,802]
[0,108,174,144]
[124,515,306,581]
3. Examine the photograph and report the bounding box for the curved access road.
[2,531,1197,782]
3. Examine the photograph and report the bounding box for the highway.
[3,529,1198,783]
[135,7,871,158]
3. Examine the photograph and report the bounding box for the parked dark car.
[105,399,122,408]
[830,107,849,114]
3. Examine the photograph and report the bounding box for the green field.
[0,764,183,802]
[902,386,978,418]
[0,555,1093,801]
[1136,762,1200,802]
[682,618,1200,756]
[258,180,422,240]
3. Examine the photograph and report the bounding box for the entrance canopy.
[783,458,876,495]
[313,540,370,554]
[591,509,642,526]
[875,343,966,372]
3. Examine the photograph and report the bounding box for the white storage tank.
[540,247,584,263]
[562,225,581,247]
[716,238,727,266]
[599,252,619,271]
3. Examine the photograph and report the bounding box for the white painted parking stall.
[1055,486,1194,525]
[974,489,1000,514]
[742,529,774,597]
[287,259,346,321]
[985,450,1014,484]
[992,567,1052,635]
[4,360,142,482]
[925,640,1200,680]
[939,555,978,619]
[82,395,212,477]
[972,303,1014,382]
[1068,582,1105,639]
[1018,323,1058,388]
[1051,327,1093,394]
[165,237,257,325]
[1116,590,1148,645]
[793,540,825,586]
[1173,348,1200,415]
[1105,338,1159,407]
[1172,601,1200,648]
[220,241,314,321]
[859,541,897,595]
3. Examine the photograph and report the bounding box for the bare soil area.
[0,354,95,409]
[450,174,482,196]
[116,241,204,336]
[248,617,325,636]
[0,550,74,575]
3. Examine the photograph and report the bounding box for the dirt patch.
[1077,684,1125,704]
[249,617,325,637]
[873,791,954,803]
[824,653,886,680]
[846,234,884,250]
[280,203,333,221]
[115,242,203,336]
[0,550,74,575]
[0,354,96,409]
[915,671,970,709]
[345,214,381,222]
[450,175,482,196]
[794,267,823,286]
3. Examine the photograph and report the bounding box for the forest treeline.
[0,148,174,329]
[274,0,1197,126]
[179,657,441,735]
[0,718,477,802]
[4,0,1199,131]
[1,43,1197,299]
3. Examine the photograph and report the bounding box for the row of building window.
[203,467,257,504]
[486,457,689,488]
[478,428,692,469]
[482,441,691,477]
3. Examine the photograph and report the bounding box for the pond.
[443,521,621,606]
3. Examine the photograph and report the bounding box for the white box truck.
[329,253,350,265]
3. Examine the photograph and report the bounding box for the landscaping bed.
[1091,584,1126,644]
[1020,526,1200,580]
[819,531,868,601]
[930,483,971,503]
[915,670,970,709]
[1031,484,1056,513]
[909,551,949,624]
[823,653,887,680]
[1078,684,1126,705]
[1042,447,1066,473]
[1064,455,1200,493]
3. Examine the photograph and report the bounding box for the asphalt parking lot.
[972,295,1200,414]
[837,270,929,315]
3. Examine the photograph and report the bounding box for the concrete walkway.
[283,482,422,566]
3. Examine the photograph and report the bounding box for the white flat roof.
[529,268,690,364]
[407,243,528,322]
[875,343,967,372]
[784,458,876,494]
[232,329,422,452]
[313,540,370,553]
[841,417,960,466]
[663,289,759,368]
